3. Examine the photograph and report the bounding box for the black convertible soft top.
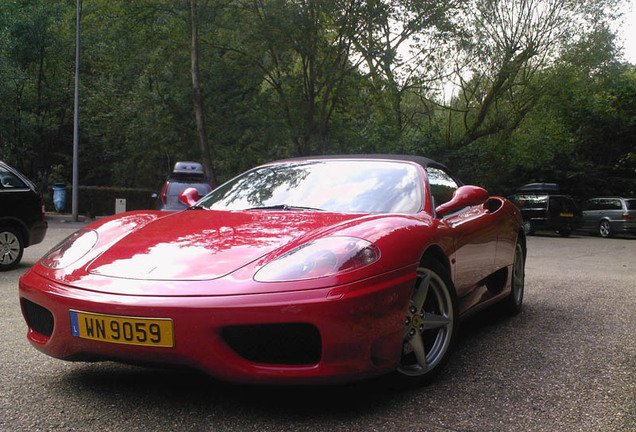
[277,154,450,172]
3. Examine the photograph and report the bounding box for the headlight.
[254,236,380,282]
[41,229,98,269]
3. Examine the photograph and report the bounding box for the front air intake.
[21,298,54,337]
[221,323,322,365]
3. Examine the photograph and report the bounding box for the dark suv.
[156,161,213,211]
[509,183,582,237]
[0,161,48,270]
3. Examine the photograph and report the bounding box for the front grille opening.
[21,299,54,337]
[221,323,322,365]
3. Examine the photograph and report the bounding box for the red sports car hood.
[86,210,360,281]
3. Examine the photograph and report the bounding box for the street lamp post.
[72,0,81,221]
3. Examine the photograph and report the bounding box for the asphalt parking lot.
[1,219,634,432]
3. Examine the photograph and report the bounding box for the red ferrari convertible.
[19,155,525,384]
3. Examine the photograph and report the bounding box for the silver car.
[580,197,636,237]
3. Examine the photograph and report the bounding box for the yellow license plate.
[560,213,573,217]
[69,310,174,348]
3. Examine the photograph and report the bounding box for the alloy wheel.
[0,229,22,269]
[398,264,455,377]
[599,220,611,238]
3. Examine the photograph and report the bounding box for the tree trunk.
[190,0,216,187]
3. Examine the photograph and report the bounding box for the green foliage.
[0,0,74,186]
[0,0,633,208]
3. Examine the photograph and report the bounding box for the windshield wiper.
[247,204,324,212]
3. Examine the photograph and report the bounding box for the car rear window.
[166,181,212,197]
[625,200,636,210]
[549,197,578,214]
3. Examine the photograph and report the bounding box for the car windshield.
[199,160,423,213]
[512,195,548,209]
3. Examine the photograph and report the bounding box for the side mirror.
[435,185,489,217]
[179,187,200,207]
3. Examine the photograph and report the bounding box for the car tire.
[396,260,457,384]
[501,240,525,315]
[522,220,535,235]
[0,226,24,271]
[599,220,611,238]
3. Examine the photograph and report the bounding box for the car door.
[603,199,623,227]
[0,164,31,220]
[582,199,603,232]
[426,167,498,298]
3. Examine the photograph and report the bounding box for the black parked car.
[508,183,582,237]
[156,161,213,211]
[0,161,48,270]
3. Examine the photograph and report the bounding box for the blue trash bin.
[52,183,66,212]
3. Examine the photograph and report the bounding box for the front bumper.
[19,267,414,384]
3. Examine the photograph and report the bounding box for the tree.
[190,0,218,186]
[445,0,624,149]
[77,0,231,187]
[351,0,462,138]
[1,0,633,200]
[544,33,636,197]
[232,0,363,156]
[439,24,635,197]
[0,0,74,186]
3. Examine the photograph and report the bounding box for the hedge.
[44,186,157,217]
